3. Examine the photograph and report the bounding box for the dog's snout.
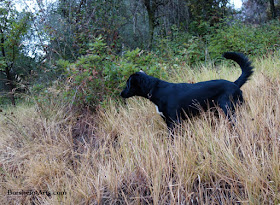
[120,90,126,98]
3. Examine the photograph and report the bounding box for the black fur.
[121,52,254,131]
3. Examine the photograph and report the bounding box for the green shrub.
[208,20,280,59]
[156,20,280,64]
[154,31,207,65]
[160,19,280,64]
[180,36,207,64]
[56,36,166,109]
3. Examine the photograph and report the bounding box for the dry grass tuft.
[1,55,280,204]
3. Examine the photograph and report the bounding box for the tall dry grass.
[0,55,280,204]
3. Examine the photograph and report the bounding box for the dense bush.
[208,20,280,59]
[56,37,166,109]
[154,20,280,64]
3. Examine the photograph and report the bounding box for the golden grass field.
[1,55,280,204]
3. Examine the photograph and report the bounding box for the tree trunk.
[4,67,16,106]
[144,0,156,50]
[1,29,16,106]
[269,0,276,19]
[147,9,155,50]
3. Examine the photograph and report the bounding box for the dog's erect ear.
[127,77,132,89]
[127,74,138,88]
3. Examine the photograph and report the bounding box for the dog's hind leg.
[218,98,236,124]
[219,92,244,125]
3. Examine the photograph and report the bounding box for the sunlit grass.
[0,54,280,204]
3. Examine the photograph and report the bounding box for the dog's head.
[120,71,147,98]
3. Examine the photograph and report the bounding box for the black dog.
[121,52,254,130]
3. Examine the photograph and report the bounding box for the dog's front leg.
[166,117,180,139]
[166,121,175,139]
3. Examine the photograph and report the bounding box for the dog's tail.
[223,52,254,88]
